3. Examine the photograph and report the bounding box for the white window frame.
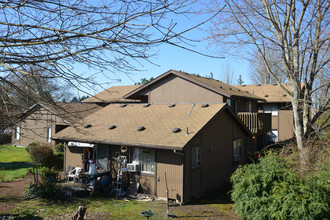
[15,126,20,140]
[46,127,52,143]
[132,148,155,174]
[192,146,201,168]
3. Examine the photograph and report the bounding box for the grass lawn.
[0,145,33,182]
[1,196,234,219]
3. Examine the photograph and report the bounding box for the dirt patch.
[0,176,33,213]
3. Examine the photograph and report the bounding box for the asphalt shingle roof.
[54,103,229,149]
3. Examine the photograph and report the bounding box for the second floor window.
[46,127,52,143]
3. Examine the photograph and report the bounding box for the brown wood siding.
[278,110,294,141]
[271,115,279,129]
[156,150,183,202]
[237,99,258,112]
[12,107,66,146]
[184,110,247,202]
[65,145,83,171]
[137,75,224,103]
[137,174,155,195]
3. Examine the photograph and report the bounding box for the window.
[46,127,52,143]
[226,99,237,112]
[248,101,252,112]
[263,104,278,116]
[15,126,20,140]
[233,138,243,160]
[266,130,278,143]
[192,146,201,168]
[132,148,155,174]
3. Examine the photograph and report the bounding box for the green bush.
[26,142,40,153]
[231,151,329,220]
[25,169,62,199]
[54,143,64,153]
[29,145,54,168]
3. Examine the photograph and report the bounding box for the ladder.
[112,156,126,198]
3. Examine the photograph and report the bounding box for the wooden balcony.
[237,112,271,135]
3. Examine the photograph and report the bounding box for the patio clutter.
[67,167,82,183]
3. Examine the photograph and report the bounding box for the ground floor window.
[132,148,155,174]
[266,129,278,143]
[192,146,201,168]
[233,138,243,161]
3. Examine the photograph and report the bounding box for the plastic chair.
[67,167,82,182]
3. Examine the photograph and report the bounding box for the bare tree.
[207,0,330,162]
[249,49,287,84]
[0,0,223,113]
[221,62,235,85]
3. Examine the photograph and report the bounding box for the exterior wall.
[184,110,247,202]
[156,150,183,202]
[64,144,83,171]
[236,99,258,113]
[138,75,224,104]
[271,116,279,129]
[12,107,66,146]
[278,110,294,141]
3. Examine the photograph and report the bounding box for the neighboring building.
[234,83,294,144]
[54,103,251,203]
[12,102,101,147]
[82,85,141,106]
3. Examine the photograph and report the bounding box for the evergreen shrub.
[231,151,329,220]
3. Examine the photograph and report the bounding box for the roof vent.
[168,104,176,108]
[172,128,181,133]
[241,85,246,87]
[218,85,222,89]
[228,87,232,90]
[120,104,127,108]
[201,104,209,108]
[109,125,116,130]
[84,124,92,128]
[283,94,287,97]
[137,126,145,131]
[245,91,249,93]
[237,89,241,91]
[143,103,151,107]
[273,83,277,86]
[264,94,269,97]
[257,84,261,86]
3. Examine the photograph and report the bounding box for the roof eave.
[53,136,183,151]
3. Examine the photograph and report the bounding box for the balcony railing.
[237,112,271,135]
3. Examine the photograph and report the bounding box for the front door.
[156,150,183,202]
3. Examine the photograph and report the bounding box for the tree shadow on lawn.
[0,162,34,171]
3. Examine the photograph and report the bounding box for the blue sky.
[73,3,251,97]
